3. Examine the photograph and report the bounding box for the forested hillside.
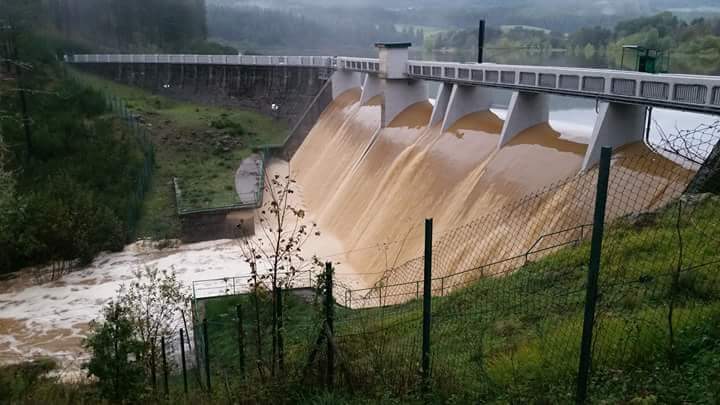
[207,5,423,53]
[426,12,720,74]
[0,29,148,274]
[37,0,209,52]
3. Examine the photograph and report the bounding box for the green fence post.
[422,218,433,394]
[151,340,157,391]
[180,329,188,395]
[325,262,335,387]
[278,284,285,374]
[161,336,169,398]
[193,322,203,390]
[237,304,246,378]
[203,318,212,394]
[576,147,612,404]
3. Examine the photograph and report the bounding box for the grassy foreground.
[71,70,287,239]
[2,195,719,403]
[199,194,720,403]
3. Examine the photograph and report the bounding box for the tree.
[0,135,13,225]
[0,135,17,272]
[237,171,319,376]
[118,267,190,378]
[85,266,190,399]
[84,302,146,402]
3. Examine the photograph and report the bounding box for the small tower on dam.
[330,42,656,172]
[331,42,428,128]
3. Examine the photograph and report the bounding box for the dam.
[0,42,716,368]
[67,44,718,294]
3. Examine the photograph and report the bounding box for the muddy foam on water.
[0,89,700,366]
[0,159,369,369]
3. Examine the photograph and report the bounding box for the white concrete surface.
[383,79,428,127]
[582,102,647,170]
[442,84,494,133]
[499,91,550,147]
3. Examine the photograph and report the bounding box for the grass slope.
[71,70,288,239]
[3,196,718,403]
[200,195,720,403]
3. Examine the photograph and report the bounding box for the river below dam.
[0,87,714,368]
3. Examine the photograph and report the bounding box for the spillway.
[291,89,696,292]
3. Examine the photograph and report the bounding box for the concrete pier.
[332,70,363,99]
[499,91,550,147]
[582,102,647,170]
[441,84,493,133]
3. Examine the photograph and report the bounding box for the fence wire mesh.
[103,94,155,239]
[175,130,720,402]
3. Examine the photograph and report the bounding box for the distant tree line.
[40,0,208,52]
[207,5,424,53]
[424,12,720,74]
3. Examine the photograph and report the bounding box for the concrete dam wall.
[74,62,332,141]
[73,62,335,242]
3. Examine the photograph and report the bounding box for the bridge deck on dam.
[68,53,720,114]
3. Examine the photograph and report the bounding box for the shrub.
[84,302,146,402]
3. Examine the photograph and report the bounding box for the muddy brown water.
[291,90,695,298]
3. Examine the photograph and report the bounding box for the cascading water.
[290,89,695,292]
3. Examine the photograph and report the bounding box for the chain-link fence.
[141,130,720,402]
[103,94,155,239]
[324,135,720,402]
[173,152,265,215]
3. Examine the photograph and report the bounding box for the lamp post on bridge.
[478,19,485,64]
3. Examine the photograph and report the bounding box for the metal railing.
[67,54,335,67]
[405,59,720,112]
[344,223,593,308]
[173,153,265,216]
[66,53,720,112]
[336,57,381,73]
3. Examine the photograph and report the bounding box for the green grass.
[5,197,719,403]
[70,69,288,239]
[196,195,720,403]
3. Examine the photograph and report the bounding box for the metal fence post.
[193,322,203,390]
[161,336,169,398]
[180,329,188,395]
[576,147,612,404]
[325,262,335,387]
[237,304,246,378]
[151,340,157,391]
[203,318,212,394]
[422,218,433,394]
[278,284,285,374]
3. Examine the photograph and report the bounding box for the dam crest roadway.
[67,42,720,171]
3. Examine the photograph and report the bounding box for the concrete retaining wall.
[180,209,254,243]
[76,63,331,132]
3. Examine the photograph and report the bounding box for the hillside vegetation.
[427,12,720,74]
[69,70,288,239]
[0,33,148,274]
[180,194,720,403]
[3,192,718,403]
